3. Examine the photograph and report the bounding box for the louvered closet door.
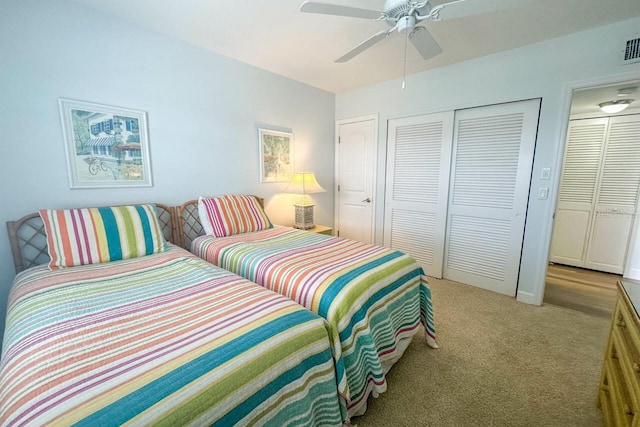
[384,112,454,277]
[550,118,608,267]
[586,115,640,274]
[443,99,540,296]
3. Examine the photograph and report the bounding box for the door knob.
[361,198,372,203]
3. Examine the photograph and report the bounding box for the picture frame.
[258,127,293,183]
[58,98,153,189]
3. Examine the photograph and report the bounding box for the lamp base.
[294,204,315,230]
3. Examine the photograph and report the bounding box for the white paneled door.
[443,99,540,295]
[384,112,454,278]
[336,117,377,243]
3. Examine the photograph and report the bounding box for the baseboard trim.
[624,268,640,281]
[517,290,540,306]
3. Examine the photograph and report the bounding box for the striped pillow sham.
[40,204,168,270]
[198,195,272,237]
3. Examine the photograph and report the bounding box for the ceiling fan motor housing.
[384,0,432,31]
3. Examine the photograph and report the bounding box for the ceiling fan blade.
[335,28,393,63]
[409,27,443,60]
[430,0,536,21]
[300,1,382,20]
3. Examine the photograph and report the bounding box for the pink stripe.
[204,198,226,237]
[78,210,94,265]
[378,323,420,358]
[347,376,386,409]
[69,210,86,266]
[201,196,269,238]
[245,196,268,229]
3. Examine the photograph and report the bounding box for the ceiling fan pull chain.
[402,18,409,89]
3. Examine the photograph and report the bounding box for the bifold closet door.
[550,114,640,274]
[443,99,540,296]
[585,115,640,274]
[384,112,454,278]
[550,118,608,267]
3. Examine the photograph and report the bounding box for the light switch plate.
[541,168,551,180]
[538,187,549,200]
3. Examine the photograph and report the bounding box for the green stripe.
[74,311,317,425]
[146,318,331,426]
[118,207,139,257]
[331,256,417,319]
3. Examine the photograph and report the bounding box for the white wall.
[0,0,335,343]
[336,17,640,305]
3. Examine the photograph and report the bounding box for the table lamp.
[284,172,326,229]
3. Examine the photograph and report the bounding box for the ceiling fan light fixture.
[398,15,416,33]
[599,99,634,114]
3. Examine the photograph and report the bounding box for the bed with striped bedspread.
[0,245,343,426]
[191,227,437,418]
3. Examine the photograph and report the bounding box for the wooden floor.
[543,263,619,318]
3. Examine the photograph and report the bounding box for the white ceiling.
[72,0,640,94]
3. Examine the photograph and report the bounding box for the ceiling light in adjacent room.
[618,86,638,96]
[598,99,634,114]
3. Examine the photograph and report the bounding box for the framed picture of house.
[58,98,152,189]
[258,128,293,183]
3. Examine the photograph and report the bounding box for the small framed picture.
[258,128,293,183]
[58,98,153,189]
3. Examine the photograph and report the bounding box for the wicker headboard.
[6,203,177,274]
[177,196,265,250]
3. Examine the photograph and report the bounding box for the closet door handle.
[361,198,372,203]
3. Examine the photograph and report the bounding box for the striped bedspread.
[0,245,343,426]
[192,227,437,417]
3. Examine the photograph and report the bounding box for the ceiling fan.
[300,0,521,63]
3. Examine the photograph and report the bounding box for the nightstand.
[299,225,333,236]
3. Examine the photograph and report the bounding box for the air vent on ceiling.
[620,35,640,65]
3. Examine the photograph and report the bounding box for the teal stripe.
[317,251,405,319]
[338,268,421,342]
[74,310,320,426]
[420,281,436,335]
[216,350,337,426]
[135,205,154,255]
[97,207,122,261]
[263,384,342,427]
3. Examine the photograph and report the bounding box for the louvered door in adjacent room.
[549,118,608,267]
[551,114,640,275]
[443,99,541,296]
[587,115,640,273]
[384,112,454,278]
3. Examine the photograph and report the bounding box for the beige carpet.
[352,278,611,427]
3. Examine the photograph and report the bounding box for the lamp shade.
[283,172,326,195]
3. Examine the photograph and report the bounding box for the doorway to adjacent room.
[545,79,640,317]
